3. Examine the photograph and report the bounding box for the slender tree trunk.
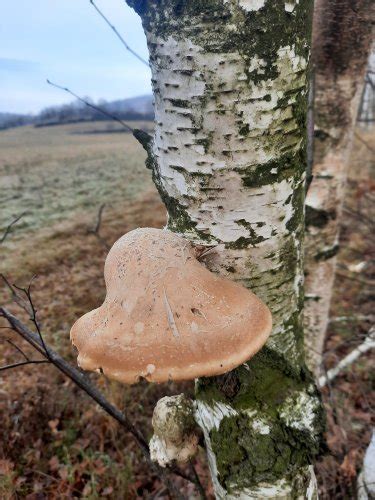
[127,1,324,497]
[304,0,375,376]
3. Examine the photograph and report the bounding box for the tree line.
[0,95,153,130]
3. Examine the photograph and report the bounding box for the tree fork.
[126,0,325,496]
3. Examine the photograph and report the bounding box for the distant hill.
[0,95,154,130]
[0,112,34,129]
[105,95,153,116]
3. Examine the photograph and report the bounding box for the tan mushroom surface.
[70,227,272,384]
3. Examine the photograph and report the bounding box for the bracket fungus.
[70,228,272,384]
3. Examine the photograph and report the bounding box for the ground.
[0,121,373,499]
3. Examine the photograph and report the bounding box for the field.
[0,121,374,498]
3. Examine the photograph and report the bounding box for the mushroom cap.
[70,228,272,384]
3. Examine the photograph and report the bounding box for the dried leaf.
[48,455,60,472]
[0,459,14,475]
[340,449,359,479]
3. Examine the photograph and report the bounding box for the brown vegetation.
[0,122,373,498]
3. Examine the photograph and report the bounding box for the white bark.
[127,0,323,497]
[358,431,375,500]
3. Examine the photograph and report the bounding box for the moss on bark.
[196,348,325,491]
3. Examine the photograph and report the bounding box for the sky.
[0,0,152,114]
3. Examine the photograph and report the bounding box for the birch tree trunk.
[127,1,324,496]
[304,0,375,376]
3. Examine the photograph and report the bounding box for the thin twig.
[11,278,51,360]
[0,212,28,244]
[90,0,149,67]
[6,338,30,361]
[0,310,141,441]
[355,132,375,154]
[0,359,49,372]
[330,314,374,323]
[189,461,207,500]
[27,468,87,496]
[343,206,375,229]
[1,274,31,314]
[46,80,134,132]
[88,204,110,250]
[321,334,371,359]
[336,272,374,286]
[93,203,106,234]
[321,356,341,429]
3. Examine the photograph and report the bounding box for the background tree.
[127,0,324,497]
[304,0,375,375]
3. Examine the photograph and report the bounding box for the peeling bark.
[127,0,324,496]
[150,394,199,467]
[304,0,375,376]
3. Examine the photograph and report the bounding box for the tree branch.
[90,0,149,67]
[0,359,50,372]
[330,314,374,323]
[0,305,202,498]
[189,461,207,500]
[0,212,28,244]
[46,80,134,132]
[6,338,31,361]
[87,203,111,250]
[1,274,32,314]
[354,132,375,154]
[46,80,152,148]
[12,278,51,360]
[319,327,375,387]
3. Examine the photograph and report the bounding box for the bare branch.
[0,306,200,498]
[319,327,375,387]
[46,80,134,132]
[0,274,32,314]
[94,203,106,234]
[343,206,375,228]
[46,80,152,149]
[0,274,204,496]
[26,279,51,359]
[88,203,111,250]
[330,314,374,323]
[189,461,207,500]
[0,212,28,244]
[8,277,51,360]
[355,132,375,154]
[6,338,30,361]
[0,306,148,439]
[0,359,49,372]
[90,0,149,67]
[336,271,374,287]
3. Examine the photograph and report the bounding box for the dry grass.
[0,122,374,499]
[0,122,206,499]
[0,121,153,248]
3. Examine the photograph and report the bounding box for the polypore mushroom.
[149,394,199,467]
[70,227,272,384]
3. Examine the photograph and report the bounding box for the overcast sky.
[0,0,152,114]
